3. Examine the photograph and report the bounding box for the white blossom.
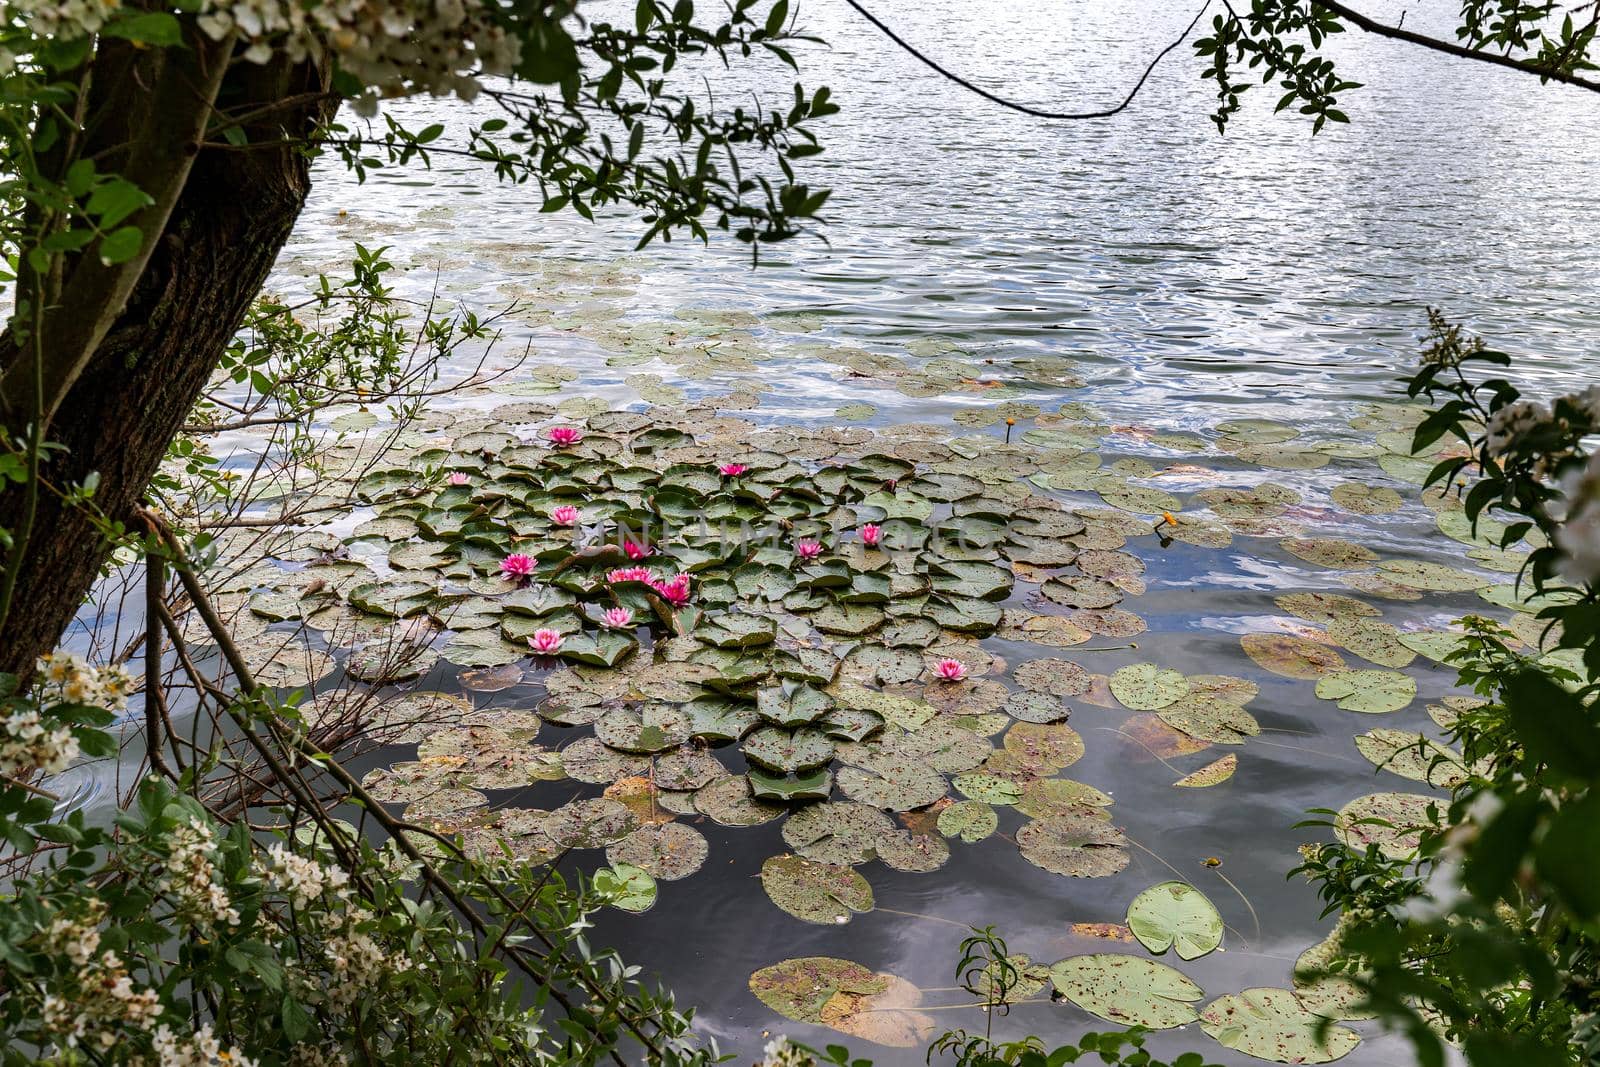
[1483,399,1550,457]
[759,1036,817,1067]
[1556,451,1600,584]
[160,821,241,932]
[151,1023,257,1067]
[262,843,349,909]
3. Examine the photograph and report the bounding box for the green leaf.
[1126,881,1223,960]
[101,11,183,45]
[98,226,144,266]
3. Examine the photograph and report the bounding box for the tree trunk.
[0,56,334,678]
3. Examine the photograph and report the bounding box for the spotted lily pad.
[760,854,875,925]
[1280,538,1378,569]
[1127,881,1223,961]
[1354,729,1468,787]
[1241,634,1347,680]
[742,726,836,773]
[781,802,898,866]
[1014,657,1091,697]
[936,799,998,842]
[1158,697,1261,745]
[1199,987,1360,1063]
[1173,754,1237,788]
[1335,792,1439,859]
[594,863,657,912]
[1314,670,1416,714]
[1047,954,1203,1029]
[604,822,708,881]
[1017,815,1129,877]
[1109,664,1189,710]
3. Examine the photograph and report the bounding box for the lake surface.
[130,2,1600,1063]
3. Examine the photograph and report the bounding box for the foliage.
[1193,2,1600,133]
[1291,312,1600,1067]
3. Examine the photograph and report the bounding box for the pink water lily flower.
[623,541,653,561]
[794,539,823,560]
[934,658,968,683]
[546,426,583,447]
[719,463,748,477]
[528,629,563,655]
[447,472,470,486]
[652,573,692,606]
[602,607,634,629]
[859,523,882,547]
[550,504,581,526]
[500,554,535,581]
[607,566,655,584]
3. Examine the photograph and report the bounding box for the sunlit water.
[76,1,1600,1063]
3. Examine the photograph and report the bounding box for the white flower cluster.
[1484,399,1550,457]
[1557,451,1600,585]
[43,905,104,968]
[323,928,408,1008]
[759,1036,816,1067]
[2,0,121,70]
[40,949,162,1050]
[262,842,350,909]
[0,706,79,778]
[192,0,520,114]
[38,652,134,710]
[161,820,242,933]
[150,1022,257,1067]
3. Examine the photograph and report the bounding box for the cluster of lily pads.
[177,354,1575,1066]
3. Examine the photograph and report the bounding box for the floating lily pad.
[1377,559,1486,592]
[604,822,708,881]
[1241,634,1347,679]
[695,774,785,826]
[1014,657,1091,697]
[1331,482,1402,515]
[1275,592,1380,625]
[781,802,897,866]
[953,772,1024,806]
[1314,670,1416,714]
[749,957,886,1025]
[1158,697,1261,745]
[1335,792,1438,860]
[743,726,836,773]
[1280,538,1378,570]
[1109,664,1189,710]
[594,863,657,913]
[1327,617,1416,668]
[936,799,998,842]
[1048,954,1203,1029]
[1017,815,1129,877]
[1354,729,1468,787]
[1173,754,1237,788]
[1199,987,1360,1063]
[1127,881,1223,960]
[1013,778,1112,818]
[760,854,875,924]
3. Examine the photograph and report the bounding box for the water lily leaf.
[1354,728,1468,787]
[936,799,998,842]
[560,737,650,785]
[837,756,948,810]
[653,749,723,791]
[695,774,785,826]
[1017,815,1129,877]
[1071,608,1146,637]
[1186,675,1258,707]
[349,579,437,618]
[1109,664,1189,711]
[952,773,1024,806]
[1041,575,1123,610]
[543,797,638,849]
[594,704,692,754]
[1314,669,1416,714]
[757,683,835,727]
[1294,918,1377,1021]
[1173,754,1236,788]
[1158,697,1260,745]
[1127,881,1223,960]
[875,829,950,873]
[742,726,836,773]
[1275,592,1380,625]
[1396,629,1470,664]
[1330,482,1402,515]
[1326,618,1415,668]
[1003,722,1085,770]
[1004,691,1070,724]
[782,801,898,866]
[1335,792,1439,860]
[1001,614,1092,648]
[1014,657,1091,696]
[749,957,886,1025]
[1241,634,1348,679]
[1280,538,1378,569]
[1014,777,1112,818]
[1377,559,1487,592]
[594,863,657,913]
[1047,954,1202,1028]
[1199,988,1360,1063]
[559,630,637,667]
[761,854,875,924]
[604,822,708,880]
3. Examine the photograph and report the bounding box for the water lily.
[528,629,563,655]
[859,523,882,547]
[934,658,968,682]
[719,463,748,477]
[500,554,535,581]
[447,472,469,486]
[794,539,823,560]
[623,540,652,560]
[607,566,654,584]
[652,573,691,606]
[602,607,634,629]
[546,426,582,447]
[551,504,581,526]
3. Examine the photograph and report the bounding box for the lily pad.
[604,822,708,881]
[1109,664,1189,711]
[1241,634,1347,680]
[1173,754,1237,788]
[594,863,657,913]
[760,854,875,924]
[936,799,998,842]
[1158,697,1260,745]
[1017,814,1129,878]
[1314,670,1416,714]
[1199,987,1360,1063]
[1127,881,1223,960]
[1048,954,1203,1029]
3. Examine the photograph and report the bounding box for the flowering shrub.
[1292,312,1600,1067]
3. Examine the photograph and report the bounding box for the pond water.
[83,1,1600,1064]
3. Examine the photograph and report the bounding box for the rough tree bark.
[0,50,335,678]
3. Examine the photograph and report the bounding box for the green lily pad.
[742,726,836,773]
[604,822,708,881]
[1354,729,1468,787]
[1017,815,1129,877]
[952,773,1024,806]
[1109,664,1189,711]
[781,801,898,866]
[1377,559,1487,592]
[695,774,785,826]
[1173,754,1237,788]
[1014,657,1091,697]
[1314,670,1416,714]
[1048,954,1203,1029]
[1127,881,1223,960]
[1199,988,1360,1063]
[748,956,887,1024]
[1326,617,1416,668]
[1275,592,1380,625]
[760,854,875,924]
[1158,697,1261,745]
[1335,792,1439,860]
[1330,482,1402,515]
[1280,538,1378,569]
[1013,778,1113,818]
[936,799,998,842]
[1241,634,1348,680]
[594,863,657,913]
